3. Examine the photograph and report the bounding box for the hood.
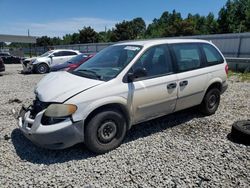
[35,71,103,102]
[24,57,37,62]
[33,57,49,64]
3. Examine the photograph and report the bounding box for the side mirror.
[127,68,147,82]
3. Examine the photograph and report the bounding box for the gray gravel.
[0,64,249,187]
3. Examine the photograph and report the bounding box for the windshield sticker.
[124,46,140,51]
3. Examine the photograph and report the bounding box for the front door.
[128,44,178,123]
[51,51,76,66]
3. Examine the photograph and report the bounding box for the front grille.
[30,98,50,119]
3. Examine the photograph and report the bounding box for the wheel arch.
[204,77,224,94]
[206,82,222,93]
[34,62,50,73]
[84,103,131,131]
[200,79,223,104]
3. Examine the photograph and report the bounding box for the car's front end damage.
[21,58,36,73]
[13,71,103,149]
[14,98,84,149]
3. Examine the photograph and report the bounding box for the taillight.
[225,64,229,76]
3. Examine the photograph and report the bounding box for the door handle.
[179,80,188,87]
[167,83,177,89]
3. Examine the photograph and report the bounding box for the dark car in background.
[50,53,94,72]
[0,52,23,64]
[0,57,5,72]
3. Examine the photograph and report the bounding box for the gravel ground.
[0,64,249,188]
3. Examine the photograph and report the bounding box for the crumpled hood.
[33,57,49,64]
[24,57,37,62]
[35,71,103,102]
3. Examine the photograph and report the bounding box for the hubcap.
[98,121,117,143]
[38,65,46,73]
[208,94,217,109]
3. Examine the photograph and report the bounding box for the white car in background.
[22,49,81,74]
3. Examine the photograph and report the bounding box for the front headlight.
[30,59,36,64]
[44,104,77,118]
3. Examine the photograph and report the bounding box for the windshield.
[72,45,142,81]
[67,54,88,64]
[40,51,53,57]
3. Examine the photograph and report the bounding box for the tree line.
[8,0,250,48]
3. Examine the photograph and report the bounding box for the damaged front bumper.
[13,106,84,149]
[21,61,34,73]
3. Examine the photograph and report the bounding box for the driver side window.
[131,45,173,79]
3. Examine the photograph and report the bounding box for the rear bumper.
[221,81,228,94]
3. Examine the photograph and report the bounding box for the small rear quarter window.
[202,44,224,65]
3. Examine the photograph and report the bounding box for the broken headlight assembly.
[41,104,77,125]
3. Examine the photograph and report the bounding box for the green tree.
[110,17,146,41]
[51,37,62,45]
[131,17,146,39]
[111,20,133,41]
[71,33,80,44]
[205,13,219,34]
[36,36,53,47]
[218,0,250,33]
[98,30,114,42]
[79,26,99,43]
[62,34,72,44]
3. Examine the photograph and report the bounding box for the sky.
[0,0,228,38]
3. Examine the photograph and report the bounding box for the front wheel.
[200,88,220,115]
[84,109,127,154]
[35,63,49,74]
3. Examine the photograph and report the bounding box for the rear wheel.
[84,109,127,154]
[36,63,49,74]
[200,88,220,115]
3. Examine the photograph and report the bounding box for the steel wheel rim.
[208,94,217,109]
[38,65,46,73]
[98,121,117,143]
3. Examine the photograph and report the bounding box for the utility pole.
[28,29,32,57]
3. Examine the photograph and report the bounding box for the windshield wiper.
[77,69,102,80]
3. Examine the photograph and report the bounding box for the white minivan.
[22,49,81,74]
[15,39,228,153]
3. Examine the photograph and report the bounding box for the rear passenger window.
[202,44,224,65]
[61,51,77,56]
[53,52,63,57]
[171,44,202,72]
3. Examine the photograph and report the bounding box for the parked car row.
[0,52,23,64]
[14,39,228,154]
[21,49,85,74]
[50,53,94,72]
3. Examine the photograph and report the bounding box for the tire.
[35,63,49,74]
[200,88,220,115]
[231,120,250,145]
[84,109,127,154]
